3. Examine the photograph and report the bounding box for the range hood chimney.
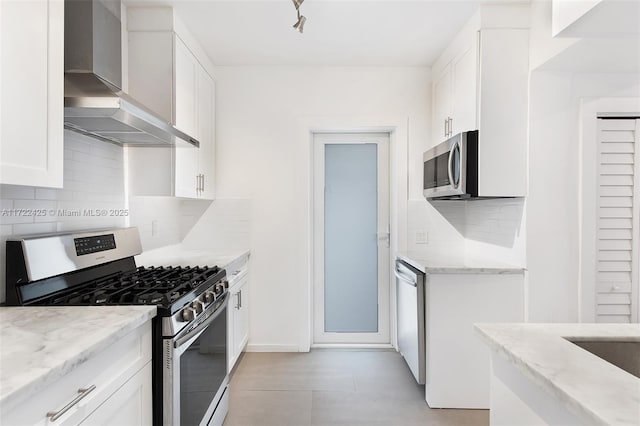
[64,0,199,147]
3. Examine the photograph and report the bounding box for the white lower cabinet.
[79,363,152,425]
[1,322,152,426]
[425,273,525,409]
[227,265,250,372]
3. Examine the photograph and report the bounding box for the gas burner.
[137,292,165,305]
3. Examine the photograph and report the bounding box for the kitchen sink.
[568,340,640,379]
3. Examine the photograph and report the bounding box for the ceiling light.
[291,0,307,33]
[293,15,306,33]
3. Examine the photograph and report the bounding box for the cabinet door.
[197,66,215,200]
[174,36,198,137]
[80,363,152,426]
[233,279,249,358]
[173,37,201,199]
[227,289,236,371]
[451,33,478,135]
[174,140,199,198]
[432,65,453,145]
[0,0,63,188]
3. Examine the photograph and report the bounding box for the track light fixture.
[292,0,306,33]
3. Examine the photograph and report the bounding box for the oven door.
[423,133,465,199]
[164,294,229,426]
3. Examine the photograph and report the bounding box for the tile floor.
[223,349,489,426]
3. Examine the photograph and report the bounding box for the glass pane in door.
[324,144,378,333]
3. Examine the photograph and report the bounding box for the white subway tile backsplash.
[182,199,252,251]
[0,185,35,200]
[0,212,34,225]
[13,222,57,235]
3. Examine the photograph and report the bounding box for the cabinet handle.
[235,291,241,310]
[47,385,96,421]
[202,174,205,192]
[448,117,453,136]
[239,289,242,309]
[444,118,448,138]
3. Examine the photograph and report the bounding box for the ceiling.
[125,0,484,66]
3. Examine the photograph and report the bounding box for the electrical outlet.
[416,230,428,244]
[151,220,159,237]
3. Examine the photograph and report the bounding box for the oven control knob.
[181,307,196,322]
[223,280,229,289]
[191,300,203,314]
[202,291,215,303]
[214,283,224,295]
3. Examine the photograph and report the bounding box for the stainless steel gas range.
[5,227,229,426]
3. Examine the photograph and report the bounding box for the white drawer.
[1,322,152,426]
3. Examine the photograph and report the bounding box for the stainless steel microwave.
[423,130,478,199]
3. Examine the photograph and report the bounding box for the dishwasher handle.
[394,266,417,287]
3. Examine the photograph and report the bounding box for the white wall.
[214,66,430,349]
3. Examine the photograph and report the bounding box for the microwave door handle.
[448,143,455,188]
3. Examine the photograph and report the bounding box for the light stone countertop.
[0,305,156,412]
[396,251,525,274]
[475,323,640,426]
[135,244,250,273]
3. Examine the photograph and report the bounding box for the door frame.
[312,133,390,345]
[297,116,409,351]
[579,97,640,323]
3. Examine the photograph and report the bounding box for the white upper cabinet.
[432,64,453,143]
[197,66,216,200]
[431,4,530,197]
[0,0,64,188]
[431,36,478,143]
[174,38,198,138]
[173,37,200,199]
[126,7,215,200]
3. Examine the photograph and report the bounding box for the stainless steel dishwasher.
[395,258,426,384]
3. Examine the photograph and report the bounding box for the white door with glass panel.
[313,133,390,344]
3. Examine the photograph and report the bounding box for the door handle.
[378,232,390,248]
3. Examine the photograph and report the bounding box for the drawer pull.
[47,385,96,421]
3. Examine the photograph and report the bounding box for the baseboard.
[311,343,395,349]
[245,344,302,352]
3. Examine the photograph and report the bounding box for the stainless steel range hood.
[64,0,199,147]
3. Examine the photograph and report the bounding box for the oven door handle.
[174,293,228,349]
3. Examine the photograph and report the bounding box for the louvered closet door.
[596,119,640,323]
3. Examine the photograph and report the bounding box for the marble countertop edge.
[0,306,157,412]
[396,252,526,274]
[473,325,607,425]
[474,323,640,426]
